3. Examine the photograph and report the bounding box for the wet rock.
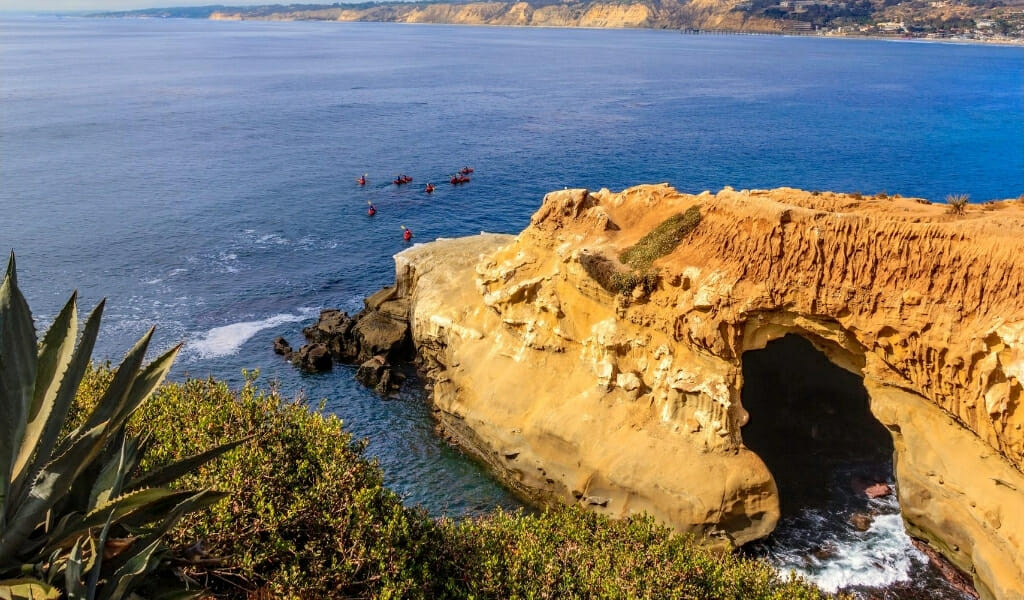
[865,482,892,499]
[355,355,405,394]
[911,539,980,599]
[292,343,332,372]
[812,543,837,560]
[273,336,293,358]
[351,309,410,362]
[849,512,873,531]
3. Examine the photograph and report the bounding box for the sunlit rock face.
[390,185,1024,600]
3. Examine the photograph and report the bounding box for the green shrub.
[435,508,833,600]
[578,252,623,294]
[74,368,438,598]
[946,193,969,216]
[73,369,835,599]
[610,271,660,297]
[619,206,701,271]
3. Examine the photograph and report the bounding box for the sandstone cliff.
[207,0,782,31]
[390,186,1024,599]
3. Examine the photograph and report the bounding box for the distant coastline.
[92,1,1024,45]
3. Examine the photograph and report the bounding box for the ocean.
[1,16,1021,596]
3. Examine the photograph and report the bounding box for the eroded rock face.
[390,186,1024,600]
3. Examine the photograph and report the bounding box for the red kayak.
[460,166,474,174]
[450,175,470,185]
[357,175,367,186]
[425,183,435,193]
[393,175,413,185]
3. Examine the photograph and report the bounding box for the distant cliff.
[100,0,1024,40]
[380,185,1024,600]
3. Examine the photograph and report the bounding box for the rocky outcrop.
[385,185,1024,600]
[279,287,413,383]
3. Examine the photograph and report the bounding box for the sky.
[0,0,276,12]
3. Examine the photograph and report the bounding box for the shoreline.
[24,12,1021,48]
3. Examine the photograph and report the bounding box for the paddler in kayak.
[367,201,376,216]
[402,225,413,242]
[425,183,435,194]
[357,174,367,186]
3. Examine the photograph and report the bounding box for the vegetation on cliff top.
[620,205,702,271]
[70,367,833,599]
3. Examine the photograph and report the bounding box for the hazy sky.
[0,0,273,11]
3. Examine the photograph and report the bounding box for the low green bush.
[578,251,622,294]
[73,368,834,599]
[620,206,701,271]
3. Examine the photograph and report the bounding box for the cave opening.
[740,334,894,517]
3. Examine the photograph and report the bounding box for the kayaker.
[358,174,367,185]
[367,201,376,216]
[402,225,413,242]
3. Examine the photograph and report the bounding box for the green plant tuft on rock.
[0,252,243,599]
[946,193,969,216]
[619,206,702,272]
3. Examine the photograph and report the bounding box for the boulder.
[849,513,873,532]
[356,356,388,388]
[292,343,332,372]
[273,336,293,358]
[865,483,892,499]
[355,355,407,394]
[352,310,410,362]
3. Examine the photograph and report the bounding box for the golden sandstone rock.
[392,185,1024,600]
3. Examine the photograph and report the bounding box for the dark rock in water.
[355,355,407,394]
[911,538,980,599]
[290,286,413,389]
[356,355,388,388]
[292,343,332,372]
[812,543,837,560]
[300,291,411,365]
[273,336,293,357]
[352,309,410,362]
[849,512,873,532]
[303,309,359,361]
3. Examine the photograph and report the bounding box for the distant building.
[877,21,905,32]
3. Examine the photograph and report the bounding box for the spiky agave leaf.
[14,300,105,514]
[0,253,38,529]
[0,423,108,565]
[95,491,217,600]
[13,292,78,486]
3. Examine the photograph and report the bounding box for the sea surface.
[1,16,1021,596]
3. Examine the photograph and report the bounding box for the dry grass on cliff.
[620,205,702,271]
[946,193,969,216]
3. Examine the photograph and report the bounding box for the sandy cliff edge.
[391,185,1024,600]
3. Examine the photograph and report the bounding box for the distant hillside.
[97,0,1024,40]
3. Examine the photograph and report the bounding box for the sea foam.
[189,309,316,359]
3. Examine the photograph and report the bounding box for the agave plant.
[0,254,245,599]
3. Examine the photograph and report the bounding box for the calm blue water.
[1,16,1022,530]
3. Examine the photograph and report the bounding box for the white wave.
[188,309,317,359]
[775,513,927,592]
[257,233,288,245]
[143,278,163,285]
